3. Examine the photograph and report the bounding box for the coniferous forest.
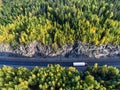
[0,0,120,48]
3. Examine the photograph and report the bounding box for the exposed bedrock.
[0,41,120,58]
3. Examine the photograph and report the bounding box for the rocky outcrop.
[68,41,120,58]
[0,41,120,58]
[0,44,13,56]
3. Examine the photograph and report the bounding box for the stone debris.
[0,41,120,58]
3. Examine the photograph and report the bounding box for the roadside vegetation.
[0,64,120,90]
[0,0,120,48]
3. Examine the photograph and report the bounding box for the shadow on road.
[0,52,27,57]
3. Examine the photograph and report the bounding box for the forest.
[0,64,120,90]
[0,0,120,48]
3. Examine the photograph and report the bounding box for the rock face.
[0,41,120,58]
[0,44,13,56]
[68,41,120,58]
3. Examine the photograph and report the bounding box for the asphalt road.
[0,57,119,70]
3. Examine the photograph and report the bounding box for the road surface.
[0,57,119,70]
